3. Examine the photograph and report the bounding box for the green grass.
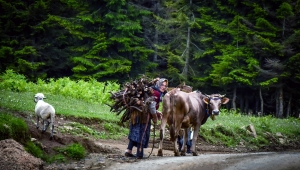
[59,121,128,139]
[0,90,128,140]
[2,89,300,150]
[25,141,86,163]
[200,110,300,148]
[0,112,29,143]
[25,141,49,161]
[54,143,86,160]
[0,90,120,122]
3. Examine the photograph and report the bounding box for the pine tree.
[154,0,205,85]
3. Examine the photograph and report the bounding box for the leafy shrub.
[0,113,29,143]
[56,143,86,160]
[0,69,31,92]
[215,124,235,137]
[48,154,66,163]
[65,143,86,160]
[25,141,67,163]
[0,70,120,104]
[25,141,44,159]
[249,136,269,147]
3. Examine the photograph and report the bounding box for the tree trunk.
[182,26,190,77]
[282,17,285,38]
[182,0,192,78]
[153,1,160,62]
[240,95,244,113]
[232,86,237,111]
[255,96,259,115]
[276,90,279,117]
[259,87,264,116]
[286,94,292,118]
[245,97,249,115]
[296,103,300,118]
[278,86,284,118]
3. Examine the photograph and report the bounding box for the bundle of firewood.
[108,76,159,123]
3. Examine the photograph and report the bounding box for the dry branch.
[108,75,159,123]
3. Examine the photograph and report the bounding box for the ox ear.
[221,97,229,104]
[203,97,209,104]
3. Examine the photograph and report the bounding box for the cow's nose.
[212,110,219,115]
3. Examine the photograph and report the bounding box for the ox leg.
[180,128,189,156]
[157,114,168,156]
[191,125,201,156]
[173,134,180,156]
[173,123,182,156]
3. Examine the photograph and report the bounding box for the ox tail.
[169,93,176,141]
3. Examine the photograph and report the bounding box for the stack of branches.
[108,76,159,123]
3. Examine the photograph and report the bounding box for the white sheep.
[34,93,55,140]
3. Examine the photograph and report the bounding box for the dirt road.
[106,151,300,170]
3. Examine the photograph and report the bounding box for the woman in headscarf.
[125,78,168,159]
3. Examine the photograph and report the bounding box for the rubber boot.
[187,145,191,154]
[136,146,144,159]
[178,143,182,152]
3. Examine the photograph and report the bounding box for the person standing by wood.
[177,127,193,154]
[125,78,168,159]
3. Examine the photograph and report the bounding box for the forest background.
[1,0,300,118]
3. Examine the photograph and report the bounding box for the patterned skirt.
[128,114,151,148]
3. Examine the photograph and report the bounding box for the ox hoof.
[180,152,186,156]
[157,149,163,156]
[36,126,39,129]
[50,136,53,140]
[192,152,198,156]
[174,151,180,157]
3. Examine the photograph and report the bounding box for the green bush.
[25,141,67,163]
[56,143,86,160]
[65,143,86,160]
[25,141,44,159]
[0,70,120,104]
[48,154,66,163]
[0,113,29,143]
[249,136,269,147]
[0,69,32,92]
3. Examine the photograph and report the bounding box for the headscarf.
[155,78,168,90]
[153,78,168,102]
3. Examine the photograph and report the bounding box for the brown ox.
[157,90,229,156]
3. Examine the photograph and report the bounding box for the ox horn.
[221,94,226,98]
